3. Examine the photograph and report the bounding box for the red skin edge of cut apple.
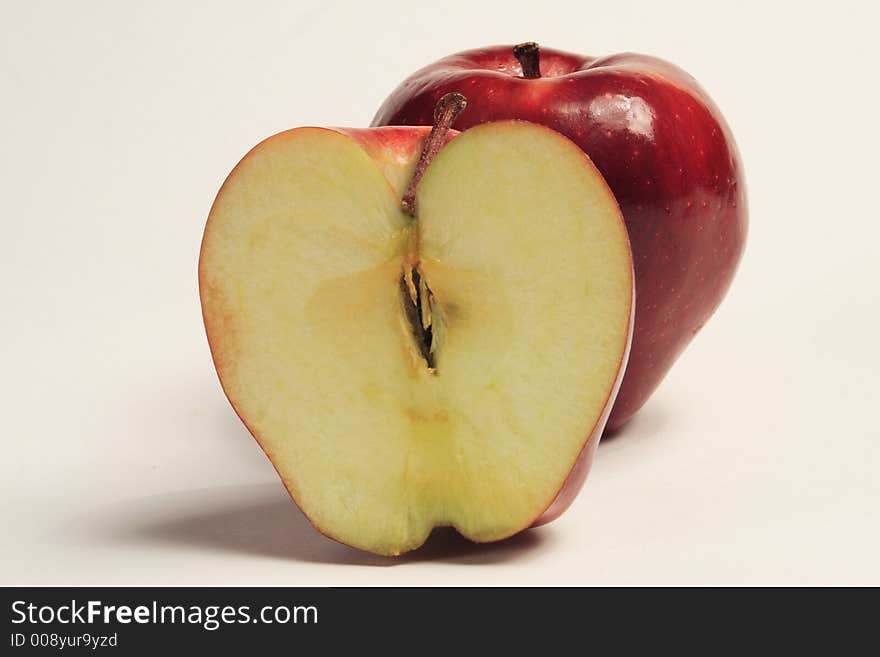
[199,124,634,554]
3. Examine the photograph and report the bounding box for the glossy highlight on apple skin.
[373,46,748,430]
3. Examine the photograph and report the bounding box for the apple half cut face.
[199,121,634,555]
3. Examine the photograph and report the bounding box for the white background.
[2,0,878,585]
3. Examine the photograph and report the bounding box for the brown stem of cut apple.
[401,92,467,218]
[513,42,541,79]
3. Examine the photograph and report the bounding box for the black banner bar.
[1,587,872,652]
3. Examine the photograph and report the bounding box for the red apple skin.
[372,46,748,430]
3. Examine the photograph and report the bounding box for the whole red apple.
[373,43,747,430]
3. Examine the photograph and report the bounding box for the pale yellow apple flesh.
[199,122,633,555]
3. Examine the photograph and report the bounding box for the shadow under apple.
[599,399,670,444]
[112,483,551,567]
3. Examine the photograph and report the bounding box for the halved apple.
[199,116,634,556]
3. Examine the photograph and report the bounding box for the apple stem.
[513,42,541,79]
[401,92,468,217]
